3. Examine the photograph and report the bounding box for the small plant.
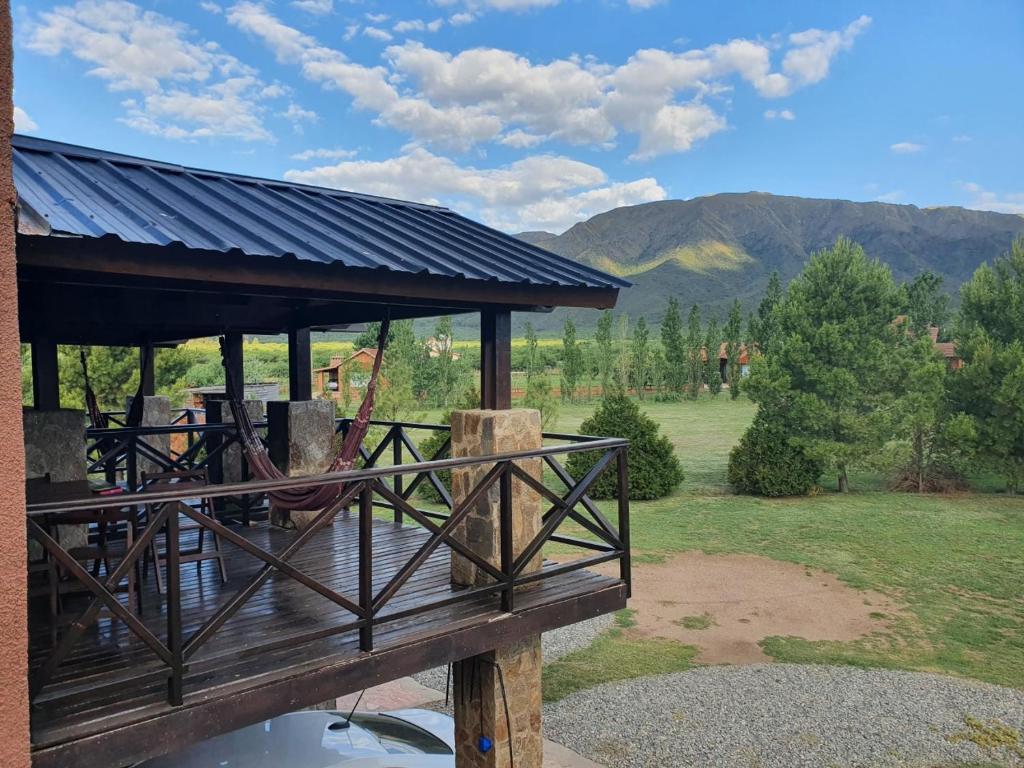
[566,393,684,500]
[728,413,822,497]
[677,613,715,630]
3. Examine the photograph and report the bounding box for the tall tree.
[594,310,616,395]
[430,315,458,408]
[724,299,744,399]
[660,297,686,395]
[377,320,420,421]
[630,316,652,399]
[560,318,585,403]
[685,304,703,399]
[751,271,783,354]
[523,321,558,426]
[704,317,722,397]
[902,271,951,337]
[952,236,1024,491]
[616,314,632,394]
[745,238,904,492]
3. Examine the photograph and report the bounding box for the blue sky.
[12,0,1024,232]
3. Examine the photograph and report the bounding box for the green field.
[541,396,1024,694]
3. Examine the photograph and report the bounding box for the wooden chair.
[141,469,228,593]
[26,474,143,634]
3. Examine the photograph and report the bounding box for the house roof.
[314,348,377,373]
[13,134,628,292]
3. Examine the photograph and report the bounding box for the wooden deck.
[28,512,625,768]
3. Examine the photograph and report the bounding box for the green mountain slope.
[516,192,1024,331]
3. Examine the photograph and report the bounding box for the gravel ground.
[544,664,1024,768]
[412,612,615,694]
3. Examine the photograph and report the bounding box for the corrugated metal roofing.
[12,134,628,290]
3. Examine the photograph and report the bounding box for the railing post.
[126,435,138,493]
[499,462,514,613]
[359,482,374,652]
[165,503,184,705]
[616,446,631,598]
[392,427,403,525]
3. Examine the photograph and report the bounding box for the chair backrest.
[140,469,208,493]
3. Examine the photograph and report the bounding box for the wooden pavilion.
[10,135,633,767]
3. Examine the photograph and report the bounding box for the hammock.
[220,319,390,511]
[81,346,148,430]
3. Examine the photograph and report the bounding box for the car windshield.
[347,714,452,755]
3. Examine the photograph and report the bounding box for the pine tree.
[752,271,783,354]
[378,320,420,421]
[630,316,651,399]
[724,299,744,399]
[685,304,703,399]
[660,297,686,394]
[560,318,584,403]
[902,271,951,338]
[744,238,904,492]
[704,317,722,397]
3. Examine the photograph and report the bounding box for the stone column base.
[266,399,335,530]
[454,636,543,768]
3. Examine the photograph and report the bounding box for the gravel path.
[544,664,1024,768]
[412,612,614,693]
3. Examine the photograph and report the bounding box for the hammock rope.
[220,318,391,511]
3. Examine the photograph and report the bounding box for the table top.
[25,479,123,507]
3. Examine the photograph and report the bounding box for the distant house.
[927,327,963,371]
[185,382,280,410]
[717,342,752,383]
[314,348,378,399]
[424,335,462,360]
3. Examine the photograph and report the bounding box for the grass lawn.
[540,396,1024,694]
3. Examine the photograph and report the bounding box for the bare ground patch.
[602,551,903,664]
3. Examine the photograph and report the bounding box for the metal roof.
[12,134,628,291]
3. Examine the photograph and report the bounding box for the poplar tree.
[724,299,744,399]
[594,310,616,395]
[630,316,651,399]
[660,297,686,394]
[685,304,703,398]
[560,318,584,403]
[704,317,722,397]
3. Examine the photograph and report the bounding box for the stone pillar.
[23,409,89,552]
[266,399,335,530]
[449,409,544,768]
[127,395,171,477]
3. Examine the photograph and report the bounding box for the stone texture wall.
[449,409,543,587]
[128,395,171,476]
[222,399,264,484]
[449,409,544,768]
[23,409,88,552]
[0,2,31,761]
[266,399,335,530]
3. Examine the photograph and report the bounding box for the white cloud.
[14,106,38,132]
[628,0,666,8]
[292,0,333,14]
[890,141,924,154]
[29,1,273,141]
[449,12,475,25]
[958,181,1024,215]
[279,102,317,122]
[363,26,393,42]
[875,190,905,203]
[291,147,358,160]
[227,4,869,157]
[343,24,359,41]
[394,18,444,34]
[199,1,222,13]
[764,108,795,120]
[284,147,665,231]
[365,12,389,23]
[782,15,871,90]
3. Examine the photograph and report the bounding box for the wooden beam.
[287,327,312,401]
[139,344,155,397]
[31,339,59,410]
[480,309,512,410]
[223,332,243,396]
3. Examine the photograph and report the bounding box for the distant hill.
[515,192,1024,332]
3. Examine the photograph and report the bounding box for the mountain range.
[515,192,1024,332]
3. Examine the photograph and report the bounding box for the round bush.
[728,415,822,497]
[566,394,684,500]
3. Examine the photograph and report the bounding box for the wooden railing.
[29,434,630,707]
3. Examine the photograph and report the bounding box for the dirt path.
[604,551,901,664]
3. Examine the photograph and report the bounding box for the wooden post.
[480,309,511,410]
[140,343,155,397]
[288,327,312,401]
[31,339,59,410]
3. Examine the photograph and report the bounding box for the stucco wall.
[0,2,31,766]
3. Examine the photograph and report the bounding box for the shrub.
[566,394,684,500]
[728,415,822,497]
